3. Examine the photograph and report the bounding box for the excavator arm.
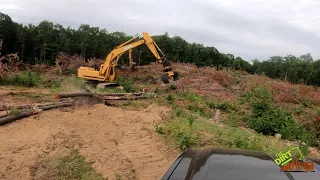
[77,32,177,83]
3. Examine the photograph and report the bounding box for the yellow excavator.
[77,32,179,85]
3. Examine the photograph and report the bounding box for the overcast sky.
[1,0,320,61]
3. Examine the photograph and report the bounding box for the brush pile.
[55,52,104,74]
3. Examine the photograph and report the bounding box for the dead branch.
[278,91,302,105]
[0,109,42,125]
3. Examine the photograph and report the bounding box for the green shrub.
[187,103,204,113]
[177,91,204,102]
[155,125,165,134]
[178,132,199,150]
[1,71,42,87]
[166,94,174,102]
[301,98,313,108]
[187,102,211,118]
[175,108,182,116]
[115,77,137,92]
[187,115,195,127]
[168,84,177,90]
[207,100,238,112]
[293,106,304,115]
[243,86,318,146]
[157,118,199,150]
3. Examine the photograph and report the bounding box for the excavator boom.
[77,32,178,84]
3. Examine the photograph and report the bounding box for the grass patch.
[158,89,317,154]
[72,77,85,88]
[156,111,297,155]
[30,150,104,180]
[115,173,122,180]
[0,71,43,87]
[20,93,49,99]
[221,112,239,127]
[206,100,238,112]
[44,80,62,89]
[164,92,212,118]
[0,71,63,89]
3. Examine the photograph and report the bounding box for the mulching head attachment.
[161,71,180,84]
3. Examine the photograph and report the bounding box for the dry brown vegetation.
[1,56,320,179]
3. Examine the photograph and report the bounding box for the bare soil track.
[0,104,179,180]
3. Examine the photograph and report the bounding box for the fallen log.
[56,92,143,98]
[0,109,42,125]
[102,96,150,100]
[0,101,74,111]
[36,101,73,107]
[38,102,73,110]
[55,92,93,98]
[98,92,143,96]
[0,113,8,118]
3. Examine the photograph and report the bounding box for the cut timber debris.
[277,91,302,105]
[0,101,74,111]
[56,92,93,98]
[0,101,74,126]
[0,109,42,125]
[55,92,143,98]
[102,96,149,100]
[0,113,9,118]
[38,102,73,110]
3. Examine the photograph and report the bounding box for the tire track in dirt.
[0,104,179,180]
[117,122,176,179]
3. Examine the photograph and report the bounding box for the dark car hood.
[162,148,320,180]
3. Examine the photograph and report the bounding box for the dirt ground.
[0,103,179,180]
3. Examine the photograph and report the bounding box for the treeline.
[253,54,320,86]
[0,12,251,71]
[2,12,320,86]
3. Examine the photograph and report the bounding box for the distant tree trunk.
[284,72,287,82]
[138,50,141,66]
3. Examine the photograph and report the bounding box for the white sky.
[1,0,320,61]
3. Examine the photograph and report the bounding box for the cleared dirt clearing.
[0,104,179,180]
